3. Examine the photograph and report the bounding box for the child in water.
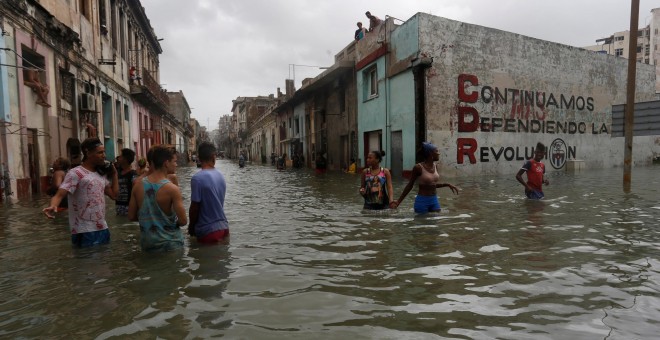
[515,142,549,199]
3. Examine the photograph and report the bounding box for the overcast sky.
[140,0,659,129]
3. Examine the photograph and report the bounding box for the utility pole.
[623,0,639,193]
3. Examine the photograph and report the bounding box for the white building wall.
[417,13,658,177]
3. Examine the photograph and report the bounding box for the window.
[110,0,117,50]
[636,45,642,53]
[615,36,624,41]
[115,100,122,138]
[98,0,107,26]
[645,45,650,55]
[615,48,624,57]
[124,104,129,121]
[79,0,91,20]
[119,9,126,59]
[363,66,378,100]
[369,68,377,96]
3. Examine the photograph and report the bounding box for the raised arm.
[391,164,421,208]
[43,188,68,218]
[104,167,119,200]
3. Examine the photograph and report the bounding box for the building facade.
[584,7,660,92]
[0,0,187,202]
[355,13,658,178]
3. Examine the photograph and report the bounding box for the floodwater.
[1,160,659,339]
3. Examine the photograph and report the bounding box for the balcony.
[130,67,170,116]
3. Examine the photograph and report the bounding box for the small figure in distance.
[277,153,286,170]
[128,145,187,252]
[359,150,394,210]
[355,22,367,41]
[315,153,327,175]
[516,142,549,199]
[345,158,357,174]
[391,142,459,213]
[239,152,246,168]
[365,11,382,32]
[24,69,51,107]
[188,142,230,243]
[136,157,148,176]
[115,148,138,216]
[43,137,119,247]
[47,157,71,212]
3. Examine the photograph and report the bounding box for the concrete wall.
[415,13,658,177]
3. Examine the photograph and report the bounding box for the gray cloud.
[141,0,658,127]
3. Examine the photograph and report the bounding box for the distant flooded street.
[1,160,660,339]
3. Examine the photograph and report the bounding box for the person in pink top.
[43,138,119,247]
[391,142,459,213]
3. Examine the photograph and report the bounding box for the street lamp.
[288,64,330,87]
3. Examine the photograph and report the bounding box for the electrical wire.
[0,47,46,72]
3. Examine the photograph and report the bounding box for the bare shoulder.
[164,182,182,195]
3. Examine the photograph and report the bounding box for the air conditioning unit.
[79,93,96,111]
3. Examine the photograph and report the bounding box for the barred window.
[60,72,74,103]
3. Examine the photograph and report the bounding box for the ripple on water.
[2,163,660,338]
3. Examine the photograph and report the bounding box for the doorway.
[27,129,39,194]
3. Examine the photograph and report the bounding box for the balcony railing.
[141,68,169,106]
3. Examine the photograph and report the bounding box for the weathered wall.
[416,13,658,177]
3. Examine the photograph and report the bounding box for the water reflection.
[0,161,659,338]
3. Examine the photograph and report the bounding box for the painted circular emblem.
[549,138,567,169]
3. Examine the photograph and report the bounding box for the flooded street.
[1,160,660,339]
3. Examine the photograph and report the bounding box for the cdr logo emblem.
[550,138,567,169]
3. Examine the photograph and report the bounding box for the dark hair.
[54,157,70,171]
[198,142,217,162]
[137,157,147,168]
[80,137,102,161]
[370,150,385,162]
[536,142,546,152]
[150,145,176,169]
[365,11,371,15]
[120,148,136,164]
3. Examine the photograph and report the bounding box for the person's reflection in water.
[518,200,556,269]
[182,243,233,330]
[66,248,121,321]
[525,199,545,227]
